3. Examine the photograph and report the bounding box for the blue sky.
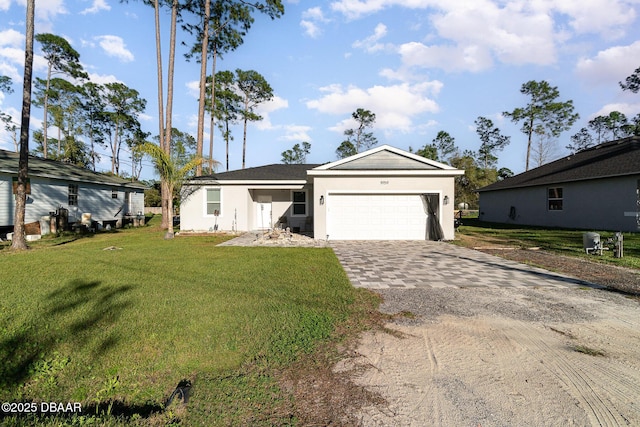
[1,0,639,181]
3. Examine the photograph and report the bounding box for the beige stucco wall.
[479,175,640,232]
[180,184,250,232]
[311,174,458,240]
[179,184,311,232]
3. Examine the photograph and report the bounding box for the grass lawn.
[454,218,640,269]
[0,217,378,425]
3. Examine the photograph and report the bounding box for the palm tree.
[138,142,207,238]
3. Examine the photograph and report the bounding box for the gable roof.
[309,145,464,176]
[0,150,147,189]
[188,163,321,183]
[479,136,640,192]
[185,145,464,185]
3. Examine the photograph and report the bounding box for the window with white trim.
[206,188,221,215]
[68,184,78,206]
[291,191,307,216]
[548,187,563,211]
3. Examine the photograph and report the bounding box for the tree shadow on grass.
[0,278,133,392]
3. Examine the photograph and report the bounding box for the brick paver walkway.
[330,241,594,289]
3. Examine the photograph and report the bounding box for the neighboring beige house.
[0,150,146,235]
[478,136,640,232]
[180,145,464,240]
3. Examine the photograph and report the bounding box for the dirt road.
[337,285,640,426]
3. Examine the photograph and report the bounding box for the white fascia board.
[184,179,308,187]
[312,144,458,171]
[307,169,465,177]
[218,179,308,186]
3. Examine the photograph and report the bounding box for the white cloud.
[332,0,638,72]
[300,6,330,38]
[0,28,23,47]
[397,41,494,73]
[94,35,134,62]
[306,82,441,133]
[80,38,96,49]
[81,0,111,15]
[0,0,10,11]
[300,20,322,38]
[430,2,557,66]
[281,124,313,142]
[139,112,152,122]
[330,0,395,20]
[87,72,120,85]
[352,23,391,53]
[553,0,636,38]
[0,29,26,80]
[186,80,200,98]
[575,41,640,86]
[254,95,289,130]
[33,0,68,23]
[592,102,640,119]
[302,6,328,21]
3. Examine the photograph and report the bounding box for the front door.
[256,196,272,230]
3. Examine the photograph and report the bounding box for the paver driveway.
[330,240,594,289]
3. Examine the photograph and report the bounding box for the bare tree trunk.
[154,0,165,153]
[209,105,215,173]
[153,0,170,229]
[242,117,247,169]
[12,0,35,251]
[42,63,51,158]
[225,122,230,171]
[195,0,210,177]
[208,49,217,174]
[161,0,179,229]
[525,115,534,171]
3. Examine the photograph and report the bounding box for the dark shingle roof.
[0,150,147,189]
[191,163,321,181]
[479,136,640,192]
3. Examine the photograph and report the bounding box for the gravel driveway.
[330,241,640,426]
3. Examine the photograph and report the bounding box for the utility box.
[614,232,624,258]
[583,232,602,255]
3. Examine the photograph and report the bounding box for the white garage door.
[327,194,427,240]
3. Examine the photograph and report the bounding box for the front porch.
[249,187,314,233]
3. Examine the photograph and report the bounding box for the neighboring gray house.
[478,136,640,232]
[0,150,146,233]
[180,145,465,240]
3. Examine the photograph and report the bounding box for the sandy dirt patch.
[336,286,640,426]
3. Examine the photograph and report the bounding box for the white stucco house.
[0,150,146,235]
[180,145,465,240]
[478,136,640,232]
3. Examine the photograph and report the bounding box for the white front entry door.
[256,201,272,229]
[327,194,427,240]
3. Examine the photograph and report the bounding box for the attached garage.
[326,193,428,240]
[309,145,464,241]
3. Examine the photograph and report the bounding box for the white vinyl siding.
[0,176,12,227]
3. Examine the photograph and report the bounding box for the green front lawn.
[0,218,377,425]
